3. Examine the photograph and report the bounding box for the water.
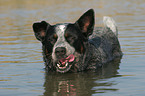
[0,0,145,96]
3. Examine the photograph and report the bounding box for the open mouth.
[56,54,75,73]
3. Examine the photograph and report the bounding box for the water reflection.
[43,58,121,96]
[1,0,145,95]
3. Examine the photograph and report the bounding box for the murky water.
[0,0,145,96]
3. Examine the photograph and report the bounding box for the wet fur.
[32,9,122,73]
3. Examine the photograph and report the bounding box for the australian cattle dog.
[32,9,122,73]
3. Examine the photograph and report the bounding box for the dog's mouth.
[56,54,75,73]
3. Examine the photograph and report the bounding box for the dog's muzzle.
[56,54,75,73]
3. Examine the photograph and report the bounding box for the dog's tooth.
[65,62,68,67]
[59,67,65,69]
[57,64,60,67]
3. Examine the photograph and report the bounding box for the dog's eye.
[66,35,76,40]
[69,36,76,40]
[47,34,58,44]
[65,33,77,44]
[65,33,76,39]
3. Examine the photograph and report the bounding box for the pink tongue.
[59,54,75,65]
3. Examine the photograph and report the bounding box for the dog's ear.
[75,9,95,38]
[32,21,50,41]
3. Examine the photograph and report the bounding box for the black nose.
[55,47,66,56]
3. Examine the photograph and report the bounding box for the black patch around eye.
[47,34,58,44]
[64,24,86,54]
[42,34,57,54]
[42,26,58,54]
[44,26,58,45]
[65,34,77,44]
[65,33,85,53]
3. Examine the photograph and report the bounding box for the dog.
[32,9,122,73]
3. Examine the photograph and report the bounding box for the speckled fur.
[32,9,122,73]
[42,26,122,72]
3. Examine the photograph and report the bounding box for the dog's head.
[32,9,95,73]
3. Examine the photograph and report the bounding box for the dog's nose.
[55,47,66,56]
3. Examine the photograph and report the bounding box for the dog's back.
[88,16,122,65]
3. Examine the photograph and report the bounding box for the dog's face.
[32,9,94,73]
